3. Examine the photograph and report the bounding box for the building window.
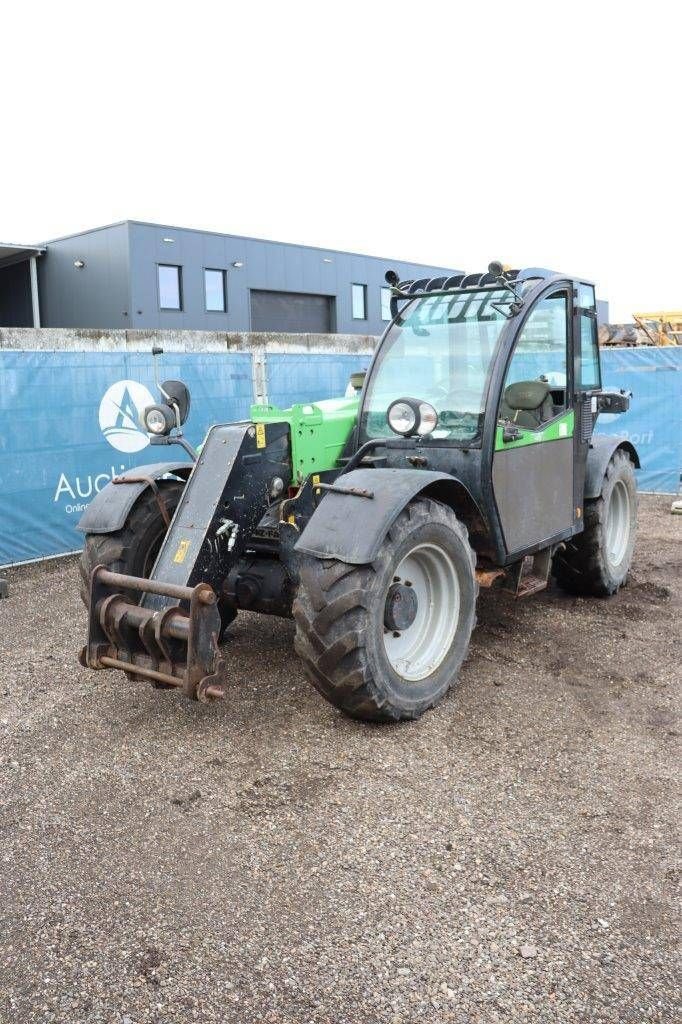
[204,268,227,312]
[380,286,392,321]
[352,283,367,320]
[158,264,182,310]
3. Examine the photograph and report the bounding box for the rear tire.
[553,449,637,596]
[293,497,477,722]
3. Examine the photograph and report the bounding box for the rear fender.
[295,467,484,564]
[584,436,640,500]
[77,462,192,535]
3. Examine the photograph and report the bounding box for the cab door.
[492,289,576,557]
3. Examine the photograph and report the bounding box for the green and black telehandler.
[78,263,639,721]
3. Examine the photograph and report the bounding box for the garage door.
[250,290,334,333]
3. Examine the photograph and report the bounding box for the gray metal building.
[0,221,462,336]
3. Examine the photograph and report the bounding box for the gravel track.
[0,494,679,1023]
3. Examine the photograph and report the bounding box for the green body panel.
[251,397,359,482]
[494,410,574,451]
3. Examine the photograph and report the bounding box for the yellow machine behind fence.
[633,311,682,346]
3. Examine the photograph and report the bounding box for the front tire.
[79,480,238,639]
[553,448,637,596]
[78,481,186,607]
[293,497,477,722]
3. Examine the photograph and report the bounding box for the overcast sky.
[2,1,678,321]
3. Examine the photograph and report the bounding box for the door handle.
[502,423,523,443]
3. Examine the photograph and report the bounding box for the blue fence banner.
[596,347,682,495]
[0,350,252,565]
[0,346,679,566]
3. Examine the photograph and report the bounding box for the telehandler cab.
[78,263,639,721]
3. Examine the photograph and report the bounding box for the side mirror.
[160,379,191,425]
[596,389,631,414]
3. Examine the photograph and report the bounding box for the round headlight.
[142,404,174,435]
[387,400,418,436]
[386,398,438,437]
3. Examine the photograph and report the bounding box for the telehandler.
[78,263,638,721]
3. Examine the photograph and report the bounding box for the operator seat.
[499,380,555,429]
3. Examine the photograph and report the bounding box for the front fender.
[76,462,192,535]
[295,467,483,564]
[585,436,640,499]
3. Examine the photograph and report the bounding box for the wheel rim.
[383,542,460,681]
[605,479,631,567]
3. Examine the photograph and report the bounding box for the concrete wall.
[0,327,376,353]
[37,223,131,329]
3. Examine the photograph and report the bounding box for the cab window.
[577,312,601,389]
[499,291,568,430]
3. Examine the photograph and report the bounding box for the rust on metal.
[475,568,505,588]
[98,656,224,700]
[314,482,374,499]
[96,568,204,603]
[112,475,171,527]
[81,565,224,702]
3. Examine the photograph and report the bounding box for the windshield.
[360,289,512,445]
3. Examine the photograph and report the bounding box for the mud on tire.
[293,497,478,722]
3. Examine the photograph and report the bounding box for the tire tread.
[293,497,477,722]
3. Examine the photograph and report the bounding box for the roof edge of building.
[42,218,461,273]
[43,220,130,245]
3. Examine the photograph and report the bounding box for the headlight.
[386,398,438,437]
[142,404,174,436]
[387,400,417,435]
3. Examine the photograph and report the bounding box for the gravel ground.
[0,494,679,1024]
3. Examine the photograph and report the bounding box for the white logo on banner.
[98,380,154,453]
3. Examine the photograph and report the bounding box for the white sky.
[2,1,678,321]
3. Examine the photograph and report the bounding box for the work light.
[387,398,438,437]
[142,404,175,436]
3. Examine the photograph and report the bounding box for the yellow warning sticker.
[312,474,320,485]
[255,423,266,449]
[287,514,296,525]
[173,539,191,564]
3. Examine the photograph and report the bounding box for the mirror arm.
[149,433,199,462]
[168,399,181,430]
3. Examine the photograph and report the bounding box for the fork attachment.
[79,420,293,701]
[79,568,225,702]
